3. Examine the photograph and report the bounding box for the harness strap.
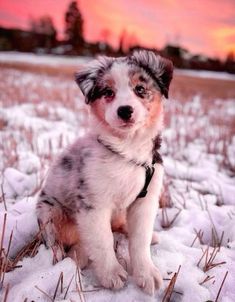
[97,137,155,199]
[137,166,155,198]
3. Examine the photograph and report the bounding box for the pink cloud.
[0,0,234,58]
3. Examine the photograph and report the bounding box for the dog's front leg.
[127,164,164,295]
[77,208,128,290]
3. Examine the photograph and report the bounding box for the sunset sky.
[0,0,235,59]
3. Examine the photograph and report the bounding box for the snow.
[0,51,91,67]
[0,53,235,301]
[0,198,38,258]
[1,51,235,82]
[3,168,37,198]
[175,69,235,81]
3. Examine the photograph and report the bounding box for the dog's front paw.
[97,263,128,290]
[133,261,163,295]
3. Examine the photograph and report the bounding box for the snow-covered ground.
[0,53,235,302]
[0,51,91,67]
[175,69,235,81]
[1,51,235,81]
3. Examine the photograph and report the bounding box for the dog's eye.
[103,88,115,99]
[134,85,146,97]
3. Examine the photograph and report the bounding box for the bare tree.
[29,16,57,50]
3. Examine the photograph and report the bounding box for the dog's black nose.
[117,106,134,121]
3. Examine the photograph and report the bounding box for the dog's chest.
[87,155,145,209]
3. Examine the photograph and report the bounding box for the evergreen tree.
[226,51,235,63]
[65,1,84,47]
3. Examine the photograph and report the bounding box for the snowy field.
[0,52,235,302]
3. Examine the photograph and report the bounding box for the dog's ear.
[130,50,173,98]
[75,69,93,104]
[75,56,114,104]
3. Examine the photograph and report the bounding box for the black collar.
[97,137,155,199]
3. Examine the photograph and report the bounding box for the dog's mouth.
[118,118,135,128]
[118,119,143,130]
[120,122,134,128]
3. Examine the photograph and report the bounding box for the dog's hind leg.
[37,191,82,264]
[151,231,159,245]
[36,193,64,262]
[67,243,89,269]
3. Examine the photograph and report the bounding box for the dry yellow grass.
[171,74,235,101]
[1,61,235,100]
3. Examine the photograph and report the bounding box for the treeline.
[0,1,235,73]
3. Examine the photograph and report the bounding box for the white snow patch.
[0,51,91,67]
[175,69,235,81]
[3,168,37,198]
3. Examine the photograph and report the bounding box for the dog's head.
[75,50,173,134]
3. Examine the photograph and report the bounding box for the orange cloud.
[213,26,235,56]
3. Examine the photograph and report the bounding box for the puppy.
[36,50,173,295]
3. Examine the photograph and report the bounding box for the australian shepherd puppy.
[36,50,173,295]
